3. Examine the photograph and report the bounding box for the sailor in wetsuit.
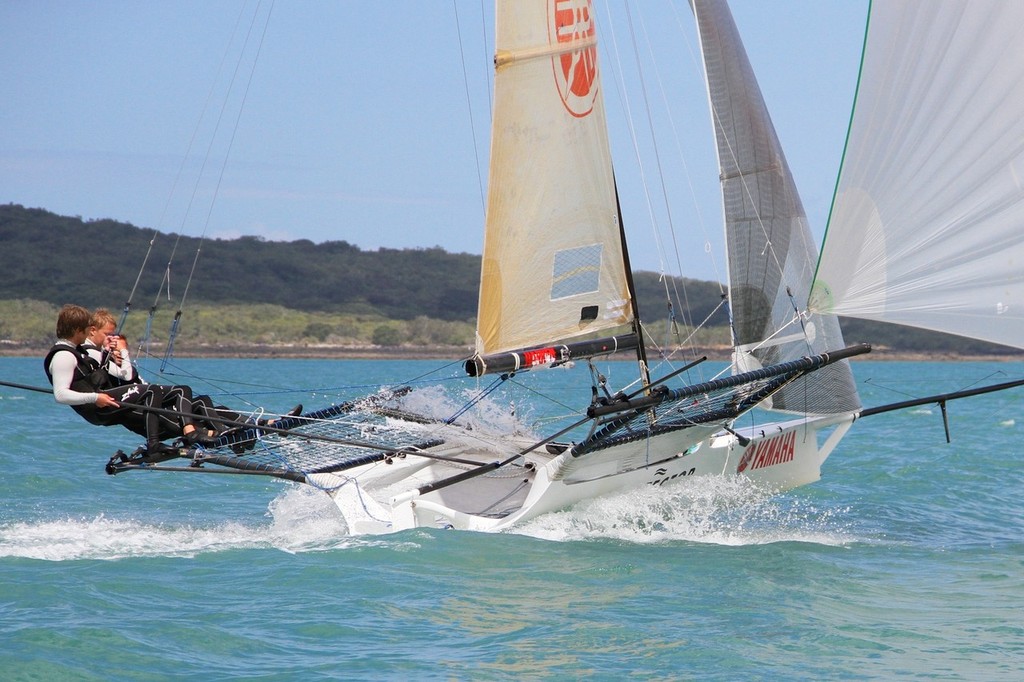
[81,308,138,385]
[65,306,299,453]
[44,304,178,457]
[48,305,303,457]
[80,308,236,444]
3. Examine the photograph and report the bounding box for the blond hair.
[90,308,117,330]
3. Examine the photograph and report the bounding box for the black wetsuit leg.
[162,385,198,430]
[97,383,167,447]
[191,394,244,432]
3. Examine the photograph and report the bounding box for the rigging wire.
[444,374,508,425]
[478,0,493,118]
[115,229,157,336]
[601,1,726,363]
[120,2,257,348]
[636,1,731,338]
[452,0,488,219]
[621,4,686,292]
[116,1,270,372]
[626,3,703,352]
[162,0,276,370]
[600,4,671,277]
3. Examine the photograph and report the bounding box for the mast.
[614,178,651,388]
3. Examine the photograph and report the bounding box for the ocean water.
[1,356,1022,680]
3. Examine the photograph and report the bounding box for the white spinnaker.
[811,0,1024,350]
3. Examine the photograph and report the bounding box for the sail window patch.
[551,244,603,300]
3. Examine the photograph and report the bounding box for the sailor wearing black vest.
[82,307,253,445]
[47,305,302,456]
[44,304,176,457]
[82,308,138,387]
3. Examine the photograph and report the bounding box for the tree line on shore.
[1,203,1016,356]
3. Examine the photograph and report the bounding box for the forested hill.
[0,203,727,326]
[1,204,478,320]
[4,203,1018,356]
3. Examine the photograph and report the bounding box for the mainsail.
[811,0,1024,350]
[693,0,860,414]
[474,1,634,364]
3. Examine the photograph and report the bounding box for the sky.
[0,1,868,284]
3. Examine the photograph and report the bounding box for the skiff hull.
[309,413,856,534]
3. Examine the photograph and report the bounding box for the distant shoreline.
[3,341,1022,362]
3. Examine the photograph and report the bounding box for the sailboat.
[107,0,1024,534]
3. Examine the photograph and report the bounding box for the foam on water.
[0,516,263,561]
[0,486,366,561]
[513,475,857,546]
[399,384,533,436]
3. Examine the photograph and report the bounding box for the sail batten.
[494,35,598,67]
[813,0,1024,351]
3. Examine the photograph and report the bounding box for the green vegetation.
[0,204,479,321]
[0,300,475,351]
[1,203,1018,357]
[0,202,727,351]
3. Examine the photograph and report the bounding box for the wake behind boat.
[103,0,1024,533]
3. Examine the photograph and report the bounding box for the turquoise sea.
[1,355,1022,680]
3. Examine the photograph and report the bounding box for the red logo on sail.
[737,431,796,473]
[550,0,598,117]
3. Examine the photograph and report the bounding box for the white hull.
[308,413,856,534]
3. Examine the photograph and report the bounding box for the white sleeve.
[50,352,99,406]
[86,342,132,381]
[106,351,134,381]
[118,349,147,384]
